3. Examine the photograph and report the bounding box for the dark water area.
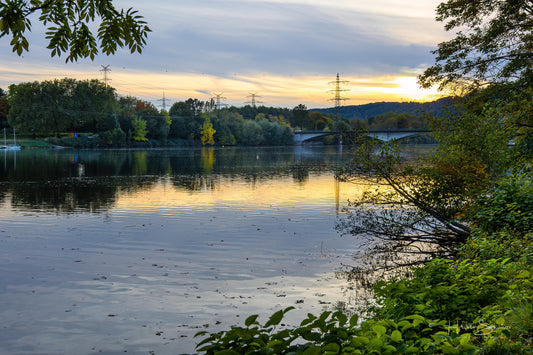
[0,145,430,354]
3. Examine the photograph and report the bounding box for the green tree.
[0,0,151,61]
[7,78,115,135]
[419,0,533,90]
[241,120,263,145]
[290,104,309,129]
[169,99,206,140]
[0,88,8,128]
[131,117,147,141]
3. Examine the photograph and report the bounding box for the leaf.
[213,350,241,355]
[245,314,259,327]
[373,324,387,337]
[302,346,321,355]
[351,336,370,347]
[322,342,340,354]
[264,309,284,328]
[391,330,403,343]
[349,314,359,327]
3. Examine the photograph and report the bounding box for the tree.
[290,104,309,129]
[200,115,215,146]
[419,0,533,90]
[131,117,147,141]
[0,0,151,61]
[7,78,115,134]
[0,88,8,128]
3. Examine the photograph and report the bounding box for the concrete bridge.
[293,129,430,144]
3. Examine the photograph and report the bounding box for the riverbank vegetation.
[194,0,533,353]
[1,79,441,148]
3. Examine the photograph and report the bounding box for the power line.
[328,73,350,122]
[158,92,171,111]
[100,65,111,87]
[212,92,227,110]
[245,92,263,108]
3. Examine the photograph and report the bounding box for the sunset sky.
[0,0,450,109]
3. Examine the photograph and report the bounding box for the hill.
[311,97,453,120]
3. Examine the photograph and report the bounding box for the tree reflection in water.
[0,146,348,213]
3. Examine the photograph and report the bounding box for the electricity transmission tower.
[212,92,227,110]
[328,73,350,123]
[246,92,263,108]
[100,65,111,87]
[158,92,171,111]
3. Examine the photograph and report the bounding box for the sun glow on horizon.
[0,64,444,109]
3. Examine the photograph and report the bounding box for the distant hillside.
[311,97,453,120]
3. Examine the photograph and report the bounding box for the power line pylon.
[328,73,350,123]
[100,65,111,87]
[212,92,227,110]
[246,92,263,108]
[158,92,171,111]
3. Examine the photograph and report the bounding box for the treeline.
[311,97,452,120]
[2,78,352,148]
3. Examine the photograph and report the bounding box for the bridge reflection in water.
[293,129,430,144]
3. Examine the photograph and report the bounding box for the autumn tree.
[200,115,216,146]
[339,0,533,266]
[0,0,151,61]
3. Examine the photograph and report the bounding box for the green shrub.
[195,308,480,354]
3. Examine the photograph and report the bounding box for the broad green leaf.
[264,310,284,328]
[372,324,387,337]
[245,314,259,327]
[349,314,359,327]
[390,330,403,343]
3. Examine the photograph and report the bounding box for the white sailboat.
[1,128,21,150]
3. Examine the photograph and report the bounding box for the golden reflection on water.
[115,174,368,212]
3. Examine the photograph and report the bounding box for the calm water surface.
[0,146,425,354]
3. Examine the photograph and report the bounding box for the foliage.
[337,139,471,263]
[101,127,126,147]
[196,307,484,354]
[372,258,525,323]
[0,0,151,61]
[241,120,264,145]
[131,117,147,142]
[419,0,533,90]
[364,112,430,130]
[471,174,533,236]
[291,104,309,129]
[200,115,216,146]
[7,78,115,134]
[0,87,8,128]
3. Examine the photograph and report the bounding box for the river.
[0,145,429,354]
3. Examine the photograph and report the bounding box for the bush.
[195,308,480,354]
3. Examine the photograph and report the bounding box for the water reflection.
[0,147,349,213]
[0,145,433,354]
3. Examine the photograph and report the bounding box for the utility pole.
[328,73,350,124]
[328,73,350,145]
[246,92,263,108]
[212,92,227,110]
[158,92,171,111]
[100,65,111,87]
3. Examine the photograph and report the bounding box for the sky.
[0,0,451,109]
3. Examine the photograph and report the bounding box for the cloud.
[0,0,448,106]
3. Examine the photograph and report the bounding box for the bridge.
[293,129,430,144]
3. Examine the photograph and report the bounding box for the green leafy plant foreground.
[195,176,533,354]
[195,308,482,354]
